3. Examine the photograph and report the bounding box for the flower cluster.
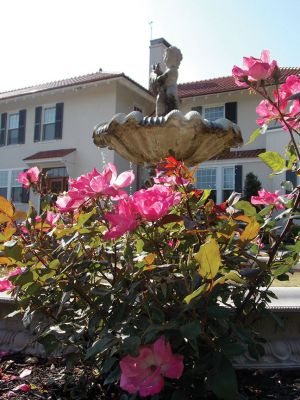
[251,189,287,210]
[17,167,40,188]
[120,336,184,397]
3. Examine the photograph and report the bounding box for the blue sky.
[1,0,300,92]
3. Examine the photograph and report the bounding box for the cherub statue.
[149,46,183,116]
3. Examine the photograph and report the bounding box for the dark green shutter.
[34,106,42,142]
[55,103,64,139]
[192,106,202,115]
[235,165,243,193]
[18,109,26,144]
[225,102,237,124]
[0,113,7,146]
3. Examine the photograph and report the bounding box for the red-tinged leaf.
[158,214,183,226]
[13,383,31,392]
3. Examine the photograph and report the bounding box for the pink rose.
[251,189,286,210]
[103,198,139,240]
[233,50,279,86]
[0,267,23,292]
[56,192,86,213]
[18,167,40,188]
[153,169,189,186]
[133,185,181,222]
[120,336,184,397]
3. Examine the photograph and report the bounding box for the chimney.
[149,37,171,76]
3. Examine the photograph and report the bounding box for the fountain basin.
[93,110,243,166]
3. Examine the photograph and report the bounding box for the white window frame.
[197,164,235,203]
[42,105,56,141]
[203,104,225,122]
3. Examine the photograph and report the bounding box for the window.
[196,168,217,202]
[0,171,8,198]
[11,170,29,203]
[204,106,224,122]
[0,169,29,204]
[43,107,56,140]
[197,165,241,203]
[0,110,26,146]
[34,103,64,142]
[8,114,19,145]
[222,167,235,200]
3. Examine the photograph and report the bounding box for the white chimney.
[149,37,171,76]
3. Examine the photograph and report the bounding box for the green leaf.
[235,200,257,217]
[246,127,262,145]
[76,209,96,229]
[240,218,260,242]
[214,271,245,285]
[197,189,212,206]
[184,283,209,304]
[194,238,221,279]
[180,321,201,340]
[48,259,60,270]
[85,336,117,359]
[259,151,286,173]
[207,354,239,400]
[135,239,144,253]
[122,336,141,356]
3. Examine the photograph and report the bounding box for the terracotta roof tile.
[0,72,151,101]
[178,68,300,98]
[210,148,265,160]
[24,148,76,161]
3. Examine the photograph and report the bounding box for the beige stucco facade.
[0,76,154,210]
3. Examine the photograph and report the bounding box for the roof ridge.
[0,70,122,96]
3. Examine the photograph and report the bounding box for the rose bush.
[0,51,299,399]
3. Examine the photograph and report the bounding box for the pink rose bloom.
[0,267,23,292]
[56,192,86,213]
[153,169,189,186]
[18,167,40,188]
[120,336,184,397]
[133,185,181,222]
[104,198,139,240]
[251,189,286,210]
[232,50,278,86]
[45,211,60,226]
[69,163,134,199]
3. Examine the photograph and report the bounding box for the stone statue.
[149,46,183,116]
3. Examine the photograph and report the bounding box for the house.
[0,72,154,210]
[150,38,300,203]
[0,37,298,212]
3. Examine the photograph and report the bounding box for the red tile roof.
[0,71,151,101]
[24,148,76,161]
[211,148,265,160]
[178,68,300,98]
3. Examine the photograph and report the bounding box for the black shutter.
[225,102,237,124]
[55,103,64,139]
[286,170,297,193]
[235,165,243,193]
[18,109,26,144]
[0,113,7,146]
[34,106,42,142]
[192,106,202,115]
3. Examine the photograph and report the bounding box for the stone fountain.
[93,45,243,166]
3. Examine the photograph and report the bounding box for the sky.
[1,0,300,93]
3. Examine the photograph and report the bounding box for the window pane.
[44,108,56,124]
[11,187,29,203]
[11,170,22,187]
[204,106,224,122]
[8,129,19,145]
[43,123,55,140]
[46,167,68,177]
[197,168,216,189]
[9,114,19,129]
[223,167,234,189]
[0,188,7,197]
[0,171,8,187]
